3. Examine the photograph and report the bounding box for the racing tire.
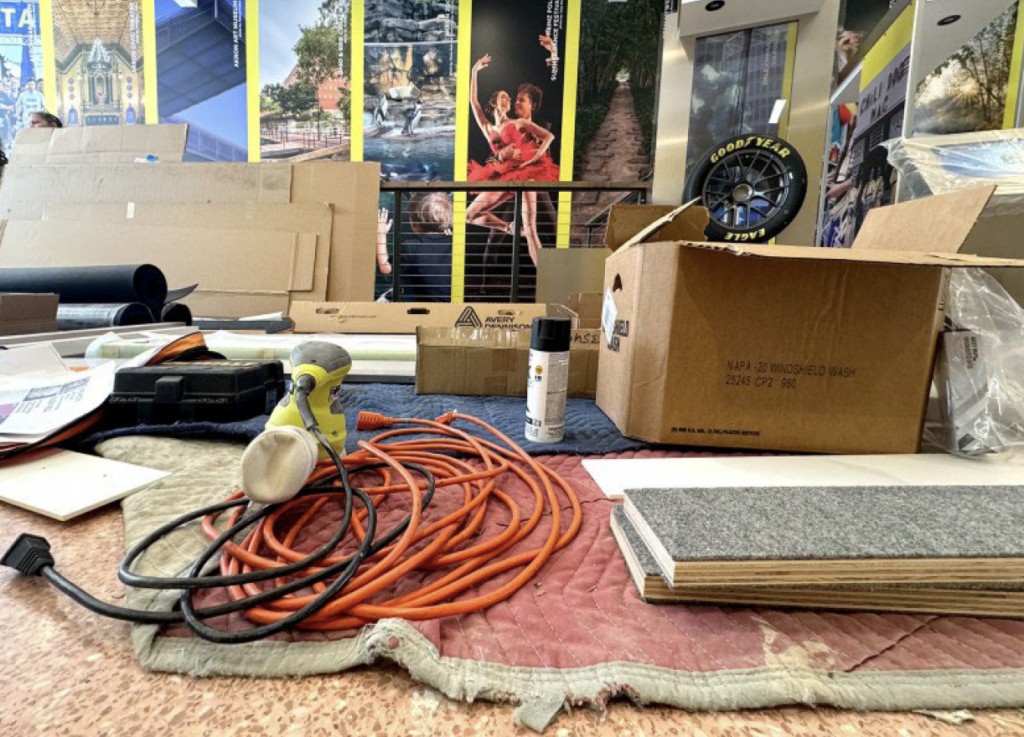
[684,134,808,243]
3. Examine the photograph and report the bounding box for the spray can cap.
[530,317,572,353]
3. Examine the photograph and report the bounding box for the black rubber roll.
[160,302,193,325]
[0,265,169,308]
[56,303,155,331]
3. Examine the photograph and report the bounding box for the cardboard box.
[13,124,188,163]
[416,326,600,397]
[291,301,551,334]
[0,160,380,303]
[0,293,58,336]
[597,187,1024,454]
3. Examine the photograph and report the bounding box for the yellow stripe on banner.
[451,0,473,302]
[39,0,56,112]
[247,0,261,161]
[860,1,915,89]
[556,0,582,249]
[777,21,798,139]
[350,0,364,161]
[142,0,158,122]
[1004,1,1024,128]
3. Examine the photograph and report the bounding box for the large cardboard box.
[416,326,600,397]
[291,301,550,334]
[0,293,58,336]
[597,187,1024,454]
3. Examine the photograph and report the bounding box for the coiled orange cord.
[200,411,583,631]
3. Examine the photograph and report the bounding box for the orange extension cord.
[201,411,583,631]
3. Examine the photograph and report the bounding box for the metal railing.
[378,180,648,303]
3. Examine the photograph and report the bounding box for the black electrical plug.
[2,533,55,576]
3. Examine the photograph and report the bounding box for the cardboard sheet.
[290,162,380,302]
[0,163,294,220]
[0,293,58,336]
[0,161,379,302]
[536,249,609,306]
[583,452,1024,499]
[0,448,167,521]
[42,201,334,304]
[0,220,313,317]
[13,124,189,164]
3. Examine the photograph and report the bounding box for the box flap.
[605,201,709,251]
[671,239,1024,268]
[852,186,997,254]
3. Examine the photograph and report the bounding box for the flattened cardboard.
[290,162,380,302]
[0,163,294,220]
[536,249,609,306]
[0,221,312,318]
[0,293,58,336]
[13,124,188,163]
[597,196,1024,454]
[0,161,378,302]
[42,201,334,303]
[416,326,600,397]
[291,301,550,334]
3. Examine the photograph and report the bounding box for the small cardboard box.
[0,293,58,336]
[416,326,601,397]
[290,301,550,334]
[597,186,1024,454]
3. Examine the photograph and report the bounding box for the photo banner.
[454,0,571,300]
[0,0,43,150]
[153,0,248,161]
[363,0,458,180]
[254,0,351,163]
[50,0,146,128]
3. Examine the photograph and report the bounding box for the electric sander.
[241,341,352,504]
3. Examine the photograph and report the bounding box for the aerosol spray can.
[525,317,572,443]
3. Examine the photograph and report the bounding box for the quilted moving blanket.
[97,436,1024,733]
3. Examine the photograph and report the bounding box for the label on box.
[602,288,617,347]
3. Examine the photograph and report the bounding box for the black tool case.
[109,360,285,425]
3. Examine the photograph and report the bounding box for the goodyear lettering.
[709,135,792,163]
[724,228,767,242]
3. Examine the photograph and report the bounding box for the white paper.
[0,448,168,521]
[583,452,1024,500]
[0,344,69,378]
[0,361,115,442]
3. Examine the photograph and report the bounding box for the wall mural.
[911,2,1020,136]
[51,0,146,129]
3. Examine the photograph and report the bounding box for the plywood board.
[0,448,167,521]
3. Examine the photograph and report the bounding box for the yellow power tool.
[241,342,352,504]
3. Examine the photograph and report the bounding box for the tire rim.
[701,148,792,231]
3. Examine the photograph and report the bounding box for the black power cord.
[2,382,436,644]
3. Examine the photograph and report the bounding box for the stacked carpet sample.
[612,486,1024,616]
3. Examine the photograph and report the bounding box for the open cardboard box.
[597,186,1024,454]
